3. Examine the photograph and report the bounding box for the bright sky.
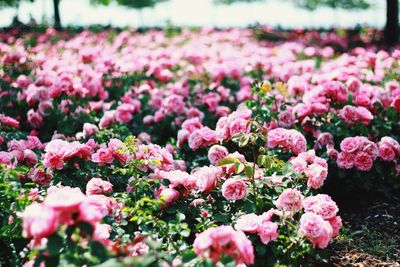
[0,0,386,28]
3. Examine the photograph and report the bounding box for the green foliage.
[0,0,34,8]
[214,0,265,5]
[292,0,371,10]
[91,0,168,9]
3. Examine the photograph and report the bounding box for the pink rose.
[43,139,69,170]
[340,137,361,153]
[83,123,99,136]
[23,149,38,166]
[22,203,59,239]
[354,152,374,171]
[156,187,180,206]
[354,94,371,107]
[0,151,12,165]
[24,136,43,150]
[8,139,25,151]
[299,212,333,249]
[92,147,114,165]
[303,194,338,220]
[193,166,221,194]
[234,213,261,233]
[99,110,115,129]
[188,130,203,150]
[275,188,303,213]
[304,163,328,189]
[78,195,110,224]
[193,226,254,265]
[380,137,400,155]
[93,223,112,246]
[86,178,113,195]
[339,105,359,125]
[356,106,373,125]
[27,110,43,128]
[257,221,279,245]
[314,132,334,150]
[181,117,203,133]
[221,178,248,201]
[208,145,229,165]
[162,170,196,190]
[44,186,86,212]
[390,95,400,111]
[177,129,190,148]
[337,152,355,169]
[28,167,52,187]
[278,110,295,128]
[293,103,312,118]
[108,138,128,163]
[268,128,307,155]
[378,142,396,161]
[0,114,20,128]
[127,241,150,257]
[115,103,136,123]
[229,118,249,136]
[328,216,342,237]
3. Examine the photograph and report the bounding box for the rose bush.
[0,26,398,266]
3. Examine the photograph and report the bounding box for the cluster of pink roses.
[290,150,328,189]
[177,117,218,150]
[92,138,127,165]
[43,139,92,170]
[336,136,378,171]
[334,136,400,172]
[215,107,252,141]
[5,27,400,265]
[274,188,341,249]
[0,136,43,167]
[98,101,141,128]
[267,128,307,155]
[193,225,254,265]
[300,195,342,249]
[0,114,20,128]
[377,137,400,162]
[234,212,279,245]
[338,105,373,125]
[22,184,118,247]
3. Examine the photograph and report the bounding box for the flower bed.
[0,27,399,266]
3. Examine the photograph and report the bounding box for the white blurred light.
[0,0,386,28]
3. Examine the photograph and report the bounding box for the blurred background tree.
[213,0,264,4]
[0,0,34,24]
[0,0,399,45]
[292,0,399,45]
[91,0,168,25]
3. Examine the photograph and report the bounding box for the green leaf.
[44,255,60,267]
[213,213,229,223]
[257,155,267,167]
[77,221,94,236]
[217,157,241,166]
[47,234,64,256]
[243,199,256,213]
[182,250,197,263]
[235,162,245,174]
[244,164,254,178]
[95,259,124,267]
[180,229,190,237]
[90,241,108,260]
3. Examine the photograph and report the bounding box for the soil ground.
[328,201,400,266]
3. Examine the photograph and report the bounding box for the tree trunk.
[53,0,61,30]
[385,0,399,45]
